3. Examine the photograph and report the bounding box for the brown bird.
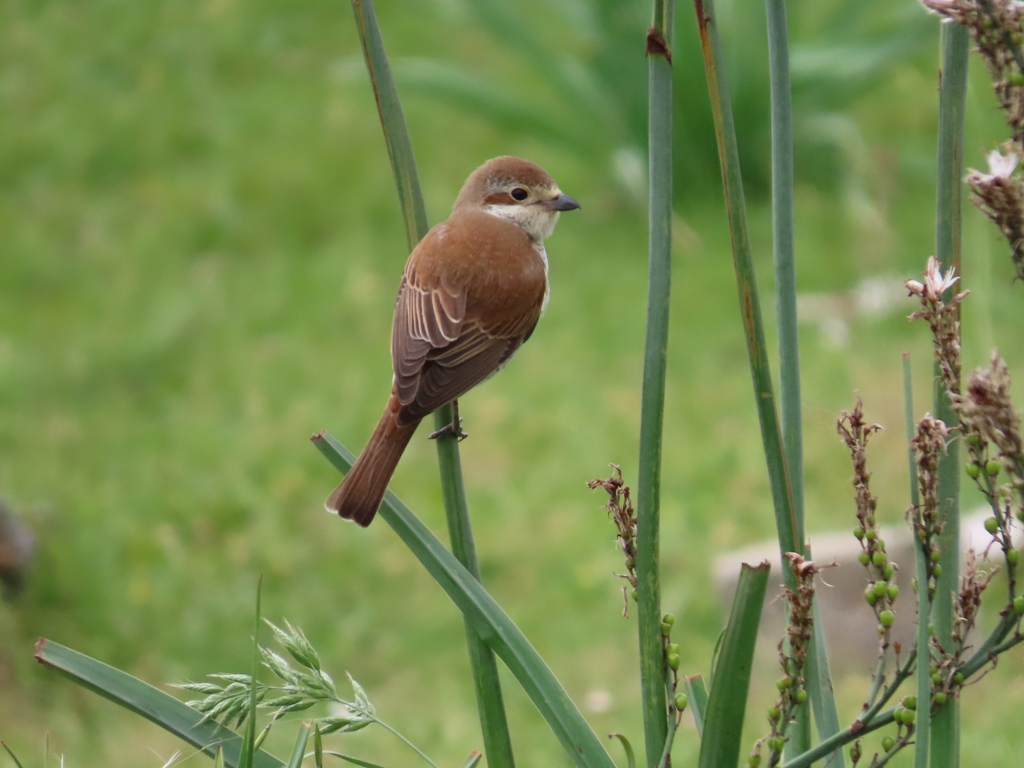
[326,156,580,526]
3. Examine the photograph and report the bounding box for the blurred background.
[2,0,1024,765]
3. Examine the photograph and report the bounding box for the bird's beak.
[541,193,581,212]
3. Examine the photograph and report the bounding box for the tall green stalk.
[930,19,968,768]
[693,0,798,562]
[637,2,675,765]
[349,2,514,764]
[904,354,931,768]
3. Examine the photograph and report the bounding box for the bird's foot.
[428,418,468,441]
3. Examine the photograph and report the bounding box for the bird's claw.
[428,418,468,441]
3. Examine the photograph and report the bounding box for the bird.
[326,156,580,526]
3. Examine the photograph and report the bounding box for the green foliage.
[4,1,1024,766]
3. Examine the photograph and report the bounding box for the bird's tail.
[326,396,419,526]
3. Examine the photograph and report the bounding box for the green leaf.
[929,18,969,768]
[607,733,636,768]
[239,577,264,768]
[684,675,709,738]
[698,562,770,768]
[636,3,675,765]
[459,752,483,768]
[321,751,388,768]
[34,639,284,768]
[313,432,614,768]
[285,723,311,768]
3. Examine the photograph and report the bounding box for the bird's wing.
[389,221,544,424]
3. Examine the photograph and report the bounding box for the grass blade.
[904,354,931,768]
[349,3,515,763]
[238,577,263,768]
[684,675,709,738]
[697,562,771,768]
[34,639,284,768]
[693,0,799,564]
[312,433,614,768]
[320,752,387,768]
[637,2,675,765]
[930,18,969,768]
[1,742,25,768]
[284,723,311,768]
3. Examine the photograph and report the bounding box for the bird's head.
[453,156,580,243]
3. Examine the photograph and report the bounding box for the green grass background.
[2,0,1024,765]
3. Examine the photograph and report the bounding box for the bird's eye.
[510,187,529,202]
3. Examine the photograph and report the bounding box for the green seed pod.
[794,689,808,703]
[985,516,1000,534]
[879,609,895,628]
[929,549,941,563]
[986,459,1002,476]
[953,672,964,685]
[932,672,943,684]
[883,563,895,580]
[966,463,981,479]
[675,693,688,711]
[1014,596,1024,615]
[904,696,917,710]
[902,709,916,725]
[632,589,638,602]
[1008,549,1020,566]
[872,551,887,567]
[887,584,899,600]
[932,564,942,578]
[865,586,879,606]
[667,653,681,670]
[873,580,889,598]
[865,529,877,541]
[662,613,675,627]
[934,691,947,705]
[748,755,762,768]
[667,642,680,656]
[966,433,982,446]
[767,705,781,721]
[854,526,865,540]
[882,735,895,752]
[777,676,793,690]
[858,552,870,566]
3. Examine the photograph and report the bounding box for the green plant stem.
[693,0,799,568]
[959,610,1022,678]
[904,354,931,768]
[351,0,427,251]
[931,18,969,768]
[433,405,516,767]
[349,3,515,763]
[638,2,675,765]
[781,648,916,768]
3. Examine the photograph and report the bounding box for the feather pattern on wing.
[389,210,547,426]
